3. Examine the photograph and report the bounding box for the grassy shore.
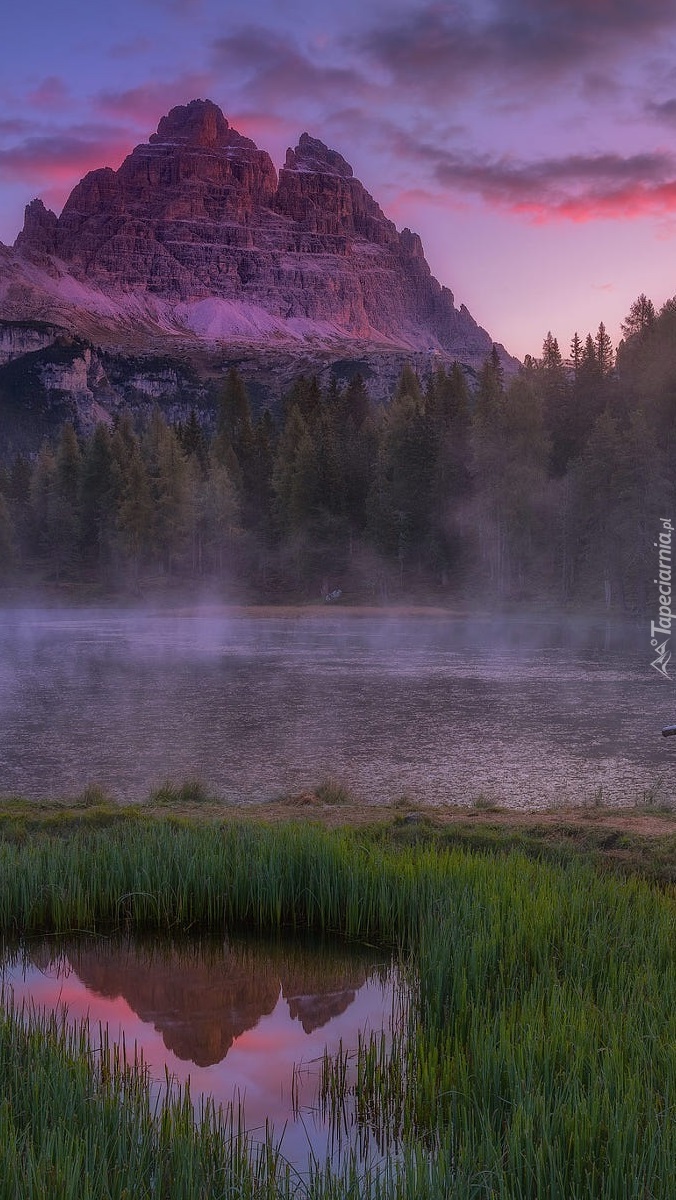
[2,786,675,883]
[0,795,675,1198]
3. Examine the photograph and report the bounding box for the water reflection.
[1,934,397,1168]
[0,608,669,807]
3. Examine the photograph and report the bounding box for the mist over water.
[0,607,671,808]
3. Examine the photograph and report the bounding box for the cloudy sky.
[3,0,676,358]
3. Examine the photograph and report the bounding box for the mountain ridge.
[1,99,514,364]
[0,100,518,449]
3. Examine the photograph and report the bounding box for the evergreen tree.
[538,331,573,475]
[55,423,81,510]
[341,374,369,429]
[367,392,436,581]
[282,375,322,426]
[213,369,255,507]
[0,494,15,581]
[621,294,656,339]
[197,461,240,576]
[150,417,190,575]
[116,440,153,579]
[216,367,252,446]
[569,332,583,377]
[470,375,551,597]
[178,408,210,475]
[272,406,320,538]
[395,363,423,404]
[79,424,119,569]
[569,410,614,606]
[474,346,505,430]
[237,414,276,540]
[595,322,614,375]
[8,456,31,505]
[30,444,78,578]
[563,332,608,463]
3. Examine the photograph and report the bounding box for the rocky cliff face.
[2,99,511,366]
[0,100,517,447]
[0,318,64,365]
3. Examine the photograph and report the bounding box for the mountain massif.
[0,99,515,444]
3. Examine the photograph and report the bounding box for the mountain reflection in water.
[2,935,397,1168]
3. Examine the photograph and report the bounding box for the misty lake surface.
[0,607,672,808]
[1,933,398,1170]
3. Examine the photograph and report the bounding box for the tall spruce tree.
[79,424,119,570]
[0,494,15,580]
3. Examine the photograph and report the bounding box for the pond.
[1,932,399,1172]
[0,607,671,808]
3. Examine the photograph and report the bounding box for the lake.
[0,607,671,808]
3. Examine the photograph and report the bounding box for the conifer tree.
[341,374,369,429]
[539,331,572,475]
[198,461,240,576]
[55,423,81,510]
[79,424,119,569]
[395,363,423,404]
[621,294,655,339]
[595,322,614,375]
[367,392,436,580]
[152,420,190,575]
[31,444,79,578]
[474,346,505,431]
[0,494,15,580]
[116,440,153,578]
[569,332,582,377]
[272,405,320,538]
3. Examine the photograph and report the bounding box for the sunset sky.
[4,0,676,359]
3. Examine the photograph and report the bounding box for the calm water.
[0,607,672,808]
[1,933,398,1170]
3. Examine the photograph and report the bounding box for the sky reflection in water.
[2,934,398,1171]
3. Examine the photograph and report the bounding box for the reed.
[0,990,295,1200]
[1,816,675,1197]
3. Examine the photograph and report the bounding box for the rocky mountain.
[0,99,516,444]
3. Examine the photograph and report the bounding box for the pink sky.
[5,951,396,1169]
[4,1,676,359]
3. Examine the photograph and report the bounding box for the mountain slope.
[0,100,514,370]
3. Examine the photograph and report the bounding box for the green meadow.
[0,804,674,1198]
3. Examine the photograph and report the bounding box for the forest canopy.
[0,295,670,613]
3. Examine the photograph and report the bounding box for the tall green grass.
[1,817,675,1197]
[0,993,295,1200]
[320,853,676,1197]
[0,821,442,942]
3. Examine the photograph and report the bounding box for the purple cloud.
[356,0,676,95]
[409,143,676,221]
[97,77,214,126]
[0,125,132,183]
[27,77,71,111]
[211,26,374,108]
[646,97,676,122]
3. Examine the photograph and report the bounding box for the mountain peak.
[284,133,354,178]
[3,99,515,374]
[14,197,58,254]
[149,98,257,151]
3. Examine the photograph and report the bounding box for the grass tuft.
[148,779,213,807]
[314,779,356,806]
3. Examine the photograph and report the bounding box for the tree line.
[0,294,670,611]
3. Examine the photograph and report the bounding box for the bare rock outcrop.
[5,99,510,367]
